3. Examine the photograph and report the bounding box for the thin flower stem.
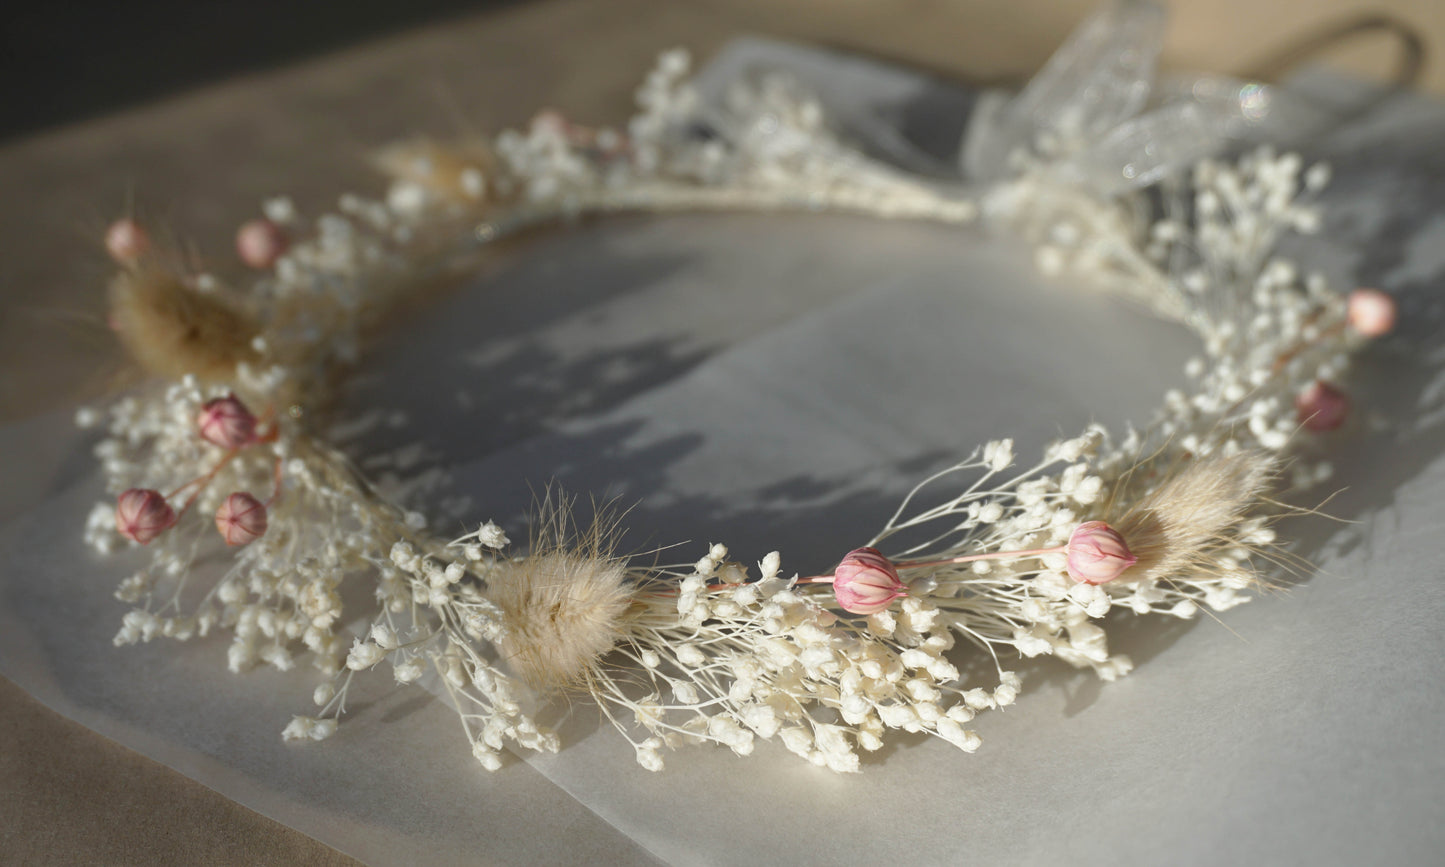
[168,449,241,513]
[165,427,281,513]
[895,545,1067,571]
[797,543,1068,584]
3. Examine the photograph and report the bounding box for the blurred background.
[2,0,1441,141]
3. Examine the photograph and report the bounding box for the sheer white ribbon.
[961,0,1331,197]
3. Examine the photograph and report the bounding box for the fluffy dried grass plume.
[1112,450,1276,585]
[372,138,497,204]
[488,499,637,690]
[108,266,259,382]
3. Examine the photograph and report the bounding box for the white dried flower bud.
[963,688,996,710]
[390,542,418,572]
[866,609,896,637]
[473,742,503,771]
[282,716,335,742]
[1170,600,1199,619]
[262,196,297,224]
[476,521,510,549]
[346,639,386,670]
[927,659,960,682]
[741,705,779,739]
[779,727,813,757]
[635,745,665,772]
[717,563,747,585]
[445,657,469,689]
[983,439,1014,472]
[877,703,918,729]
[676,643,706,667]
[370,623,397,649]
[282,716,313,741]
[935,719,981,752]
[390,659,423,684]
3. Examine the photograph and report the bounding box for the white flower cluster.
[585,544,1015,772]
[322,537,559,770]
[854,431,1135,682]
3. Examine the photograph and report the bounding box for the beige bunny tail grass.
[108,266,259,383]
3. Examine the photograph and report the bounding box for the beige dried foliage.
[489,500,637,690]
[492,551,635,690]
[371,138,497,204]
[1113,450,1276,584]
[108,267,259,383]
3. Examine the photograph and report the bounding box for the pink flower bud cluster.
[113,393,272,547]
[826,521,1140,615]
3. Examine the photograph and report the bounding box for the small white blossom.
[983,439,1014,472]
[370,623,397,649]
[346,639,386,670]
[476,521,509,550]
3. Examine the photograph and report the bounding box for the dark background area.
[0,0,514,141]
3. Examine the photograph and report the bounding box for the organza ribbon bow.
[962,0,1304,196]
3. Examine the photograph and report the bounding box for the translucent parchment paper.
[3,39,1445,866]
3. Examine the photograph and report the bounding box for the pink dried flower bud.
[1347,288,1395,338]
[1066,521,1137,584]
[832,547,907,614]
[1296,380,1349,432]
[196,393,258,449]
[215,492,268,546]
[115,488,177,545]
[104,219,150,264]
[236,218,288,269]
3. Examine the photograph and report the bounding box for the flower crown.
[82,1,1395,774]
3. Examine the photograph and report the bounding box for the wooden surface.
[2,0,1441,863]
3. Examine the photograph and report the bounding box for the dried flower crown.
[80,2,1395,774]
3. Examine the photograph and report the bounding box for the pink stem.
[895,545,1067,570]
[165,414,282,514]
[167,449,241,515]
[797,544,1069,585]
